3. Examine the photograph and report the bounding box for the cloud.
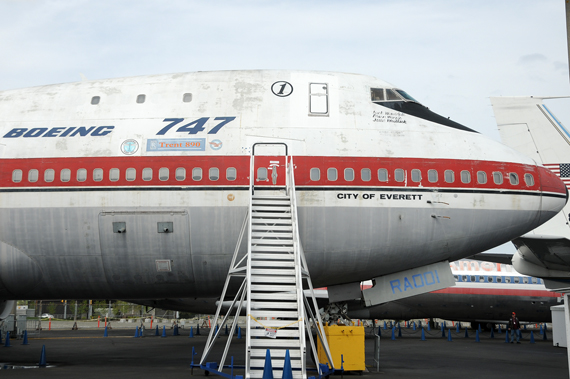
[518,53,548,65]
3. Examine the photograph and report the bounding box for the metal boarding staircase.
[198,143,334,379]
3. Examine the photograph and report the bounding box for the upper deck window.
[91,96,100,105]
[183,93,192,103]
[136,94,146,104]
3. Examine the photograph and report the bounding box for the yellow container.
[317,324,365,372]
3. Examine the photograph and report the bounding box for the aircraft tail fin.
[490,96,570,166]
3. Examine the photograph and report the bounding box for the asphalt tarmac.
[0,321,567,378]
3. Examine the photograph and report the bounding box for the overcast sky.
[1,0,568,254]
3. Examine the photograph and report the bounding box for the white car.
[41,313,54,319]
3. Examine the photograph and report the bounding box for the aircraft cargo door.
[98,210,195,298]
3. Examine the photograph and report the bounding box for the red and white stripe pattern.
[544,163,570,190]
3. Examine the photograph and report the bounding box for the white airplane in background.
[0,70,566,319]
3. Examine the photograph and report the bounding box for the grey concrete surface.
[0,322,567,378]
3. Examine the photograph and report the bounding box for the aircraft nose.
[537,165,568,224]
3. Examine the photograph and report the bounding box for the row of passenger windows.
[11,167,237,183]
[309,168,535,186]
[90,93,192,105]
[454,275,541,284]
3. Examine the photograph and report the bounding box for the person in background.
[508,312,521,344]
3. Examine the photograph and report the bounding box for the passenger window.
[470,276,475,282]
[493,172,503,185]
[477,171,487,184]
[159,167,169,181]
[479,276,485,282]
[394,169,405,182]
[370,88,385,101]
[310,168,320,181]
[176,167,186,181]
[532,277,537,284]
[461,170,471,183]
[61,169,71,182]
[109,168,120,182]
[93,168,103,182]
[192,168,202,181]
[487,276,493,283]
[523,277,529,284]
[77,168,87,182]
[210,167,219,181]
[509,173,519,185]
[28,169,39,183]
[411,169,421,182]
[327,168,338,181]
[361,168,371,182]
[524,173,535,186]
[378,168,388,182]
[497,277,502,283]
[226,167,236,181]
[428,169,438,183]
[126,168,136,181]
[182,93,192,103]
[514,277,520,283]
[91,96,100,105]
[12,169,22,183]
[136,94,146,104]
[142,168,153,181]
[44,169,55,183]
[462,275,468,282]
[257,167,267,181]
[344,168,354,181]
[453,275,459,282]
[505,277,511,283]
[444,170,454,183]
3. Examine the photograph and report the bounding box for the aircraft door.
[252,143,288,189]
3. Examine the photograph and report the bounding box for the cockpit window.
[386,89,401,101]
[370,86,476,133]
[395,90,418,103]
[371,88,385,101]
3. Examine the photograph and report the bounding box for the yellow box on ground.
[317,324,365,372]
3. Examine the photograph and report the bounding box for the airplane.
[490,96,570,290]
[132,259,561,329]
[0,70,567,319]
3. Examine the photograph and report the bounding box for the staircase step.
[249,328,300,338]
[251,246,294,252]
[251,231,293,238]
[251,253,294,260]
[251,268,295,276]
[252,206,291,212]
[250,284,297,292]
[249,338,302,348]
[252,239,293,246]
[250,310,300,319]
[251,218,292,224]
[252,195,290,200]
[251,212,292,219]
[251,260,295,268]
[251,275,296,283]
[248,319,304,328]
[250,358,302,369]
[251,225,293,231]
[250,292,297,300]
[250,301,298,309]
